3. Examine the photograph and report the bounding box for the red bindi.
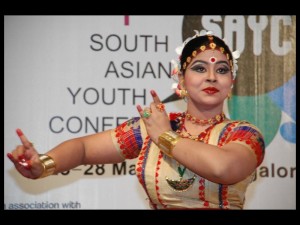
[209,56,216,63]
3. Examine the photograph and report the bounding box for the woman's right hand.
[7,128,44,179]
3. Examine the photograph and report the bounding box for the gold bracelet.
[158,131,180,158]
[38,154,56,178]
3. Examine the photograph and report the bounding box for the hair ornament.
[171,30,240,92]
[221,37,240,79]
[231,50,240,79]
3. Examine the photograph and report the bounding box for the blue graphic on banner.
[267,75,296,143]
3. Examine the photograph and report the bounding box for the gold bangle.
[158,131,180,158]
[38,154,56,178]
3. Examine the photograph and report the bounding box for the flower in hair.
[231,50,240,79]
[221,37,240,79]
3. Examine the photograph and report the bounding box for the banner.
[4,15,295,209]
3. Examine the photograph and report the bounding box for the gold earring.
[227,92,232,99]
[175,89,188,98]
[177,77,188,99]
[179,89,188,98]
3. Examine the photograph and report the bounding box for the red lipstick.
[202,87,219,94]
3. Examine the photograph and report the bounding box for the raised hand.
[137,90,172,144]
[7,129,44,179]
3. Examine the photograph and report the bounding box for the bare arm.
[7,128,124,179]
[46,130,124,173]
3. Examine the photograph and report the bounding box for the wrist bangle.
[158,131,180,158]
[38,154,56,178]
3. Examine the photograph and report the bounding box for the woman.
[7,30,265,209]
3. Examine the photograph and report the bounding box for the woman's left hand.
[137,90,172,144]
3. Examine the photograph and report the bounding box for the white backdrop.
[4,15,295,209]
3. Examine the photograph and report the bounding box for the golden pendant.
[165,175,196,192]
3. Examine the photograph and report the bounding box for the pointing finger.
[150,90,161,104]
[16,128,33,150]
[136,105,143,117]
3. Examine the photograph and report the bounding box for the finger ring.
[156,103,165,112]
[143,109,151,118]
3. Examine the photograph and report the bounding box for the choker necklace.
[185,112,225,126]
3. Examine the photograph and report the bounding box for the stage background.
[4,15,296,209]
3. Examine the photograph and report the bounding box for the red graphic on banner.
[124,16,129,26]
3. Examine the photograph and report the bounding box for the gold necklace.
[178,129,199,141]
[185,112,225,126]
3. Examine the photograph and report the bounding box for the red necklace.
[176,112,226,141]
[185,111,226,126]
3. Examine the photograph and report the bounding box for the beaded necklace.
[178,111,226,141]
[185,111,225,126]
[166,112,226,192]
